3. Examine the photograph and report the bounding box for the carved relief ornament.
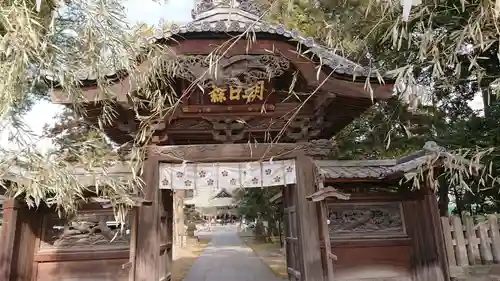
[327,202,406,238]
[40,212,131,250]
[171,55,290,87]
[191,0,264,19]
[151,140,335,161]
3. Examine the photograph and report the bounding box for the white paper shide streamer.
[400,0,422,21]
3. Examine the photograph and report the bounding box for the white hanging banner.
[241,161,262,188]
[159,160,296,190]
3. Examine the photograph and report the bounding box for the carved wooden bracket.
[314,92,336,112]
[151,119,169,144]
[302,139,335,159]
[284,116,328,142]
[152,134,168,144]
[205,117,248,143]
[306,186,351,202]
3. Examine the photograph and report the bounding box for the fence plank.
[478,222,494,264]
[452,216,469,266]
[441,216,457,266]
[487,214,500,262]
[463,214,480,264]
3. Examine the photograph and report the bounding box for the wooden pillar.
[295,155,325,281]
[0,200,40,281]
[0,200,19,281]
[424,188,450,281]
[134,155,160,281]
[318,201,334,281]
[403,187,450,281]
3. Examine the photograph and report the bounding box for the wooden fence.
[441,214,500,267]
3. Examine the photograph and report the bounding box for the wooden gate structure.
[0,0,450,281]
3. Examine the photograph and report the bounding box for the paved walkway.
[183,225,285,281]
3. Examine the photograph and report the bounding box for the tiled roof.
[212,188,233,199]
[157,5,380,78]
[193,197,237,208]
[316,160,395,180]
[46,0,391,84]
[315,142,447,180]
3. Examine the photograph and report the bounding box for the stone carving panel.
[327,202,406,238]
[40,211,132,250]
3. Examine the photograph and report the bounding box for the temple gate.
[0,1,450,281]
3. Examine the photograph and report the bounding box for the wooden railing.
[441,214,500,278]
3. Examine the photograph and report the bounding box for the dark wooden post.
[0,200,19,280]
[295,154,325,281]
[134,155,160,281]
[403,186,450,281]
[0,200,39,281]
[423,186,450,281]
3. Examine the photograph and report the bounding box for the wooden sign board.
[181,80,276,113]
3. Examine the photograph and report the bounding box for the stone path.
[183,225,285,281]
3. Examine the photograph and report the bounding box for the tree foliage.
[43,107,115,163]
[235,187,282,241]
[264,0,500,215]
[0,0,148,217]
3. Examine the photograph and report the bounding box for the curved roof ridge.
[191,0,263,21]
[155,2,389,79]
[46,0,392,85]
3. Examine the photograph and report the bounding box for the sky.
[0,0,486,152]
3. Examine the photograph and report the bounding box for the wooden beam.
[148,143,306,162]
[148,141,346,162]
[306,186,350,202]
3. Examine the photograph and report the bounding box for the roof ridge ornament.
[191,0,263,19]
